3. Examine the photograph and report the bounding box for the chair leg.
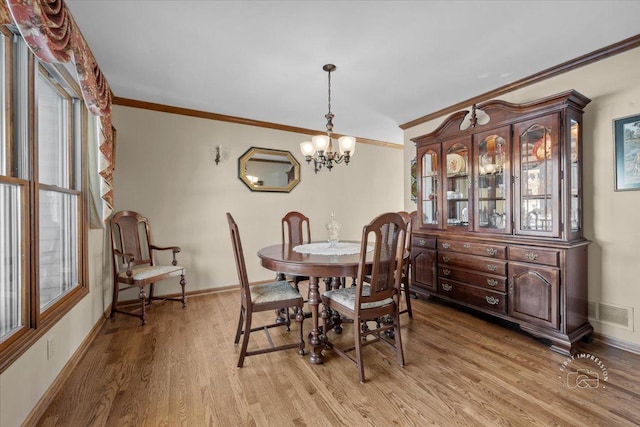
[275,309,287,324]
[394,312,405,368]
[291,278,302,316]
[323,277,332,292]
[296,306,305,355]
[138,286,147,326]
[110,282,119,319]
[361,321,370,340]
[404,280,413,318]
[234,307,245,345]
[238,309,252,368]
[354,317,365,383]
[180,274,187,307]
[147,283,155,305]
[292,276,302,292]
[285,307,291,332]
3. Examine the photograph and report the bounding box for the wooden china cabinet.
[410,90,592,355]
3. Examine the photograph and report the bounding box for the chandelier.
[300,64,356,173]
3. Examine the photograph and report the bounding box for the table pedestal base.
[307,276,324,364]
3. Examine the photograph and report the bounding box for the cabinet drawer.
[438,279,507,314]
[508,247,559,266]
[439,251,506,275]
[439,239,506,259]
[412,235,436,249]
[439,266,506,292]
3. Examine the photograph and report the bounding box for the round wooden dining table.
[257,241,372,364]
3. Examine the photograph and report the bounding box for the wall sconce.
[215,146,221,165]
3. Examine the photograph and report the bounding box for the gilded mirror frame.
[238,147,300,193]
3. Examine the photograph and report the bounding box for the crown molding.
[112,97,401,149]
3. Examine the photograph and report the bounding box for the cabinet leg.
[581,334,594,344]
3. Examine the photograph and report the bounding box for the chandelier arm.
[331,154,349,165]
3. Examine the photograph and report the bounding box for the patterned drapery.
[0,2,9,23]
[0,0,114,215]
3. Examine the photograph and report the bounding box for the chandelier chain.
[327,69,331,116]
[325,69,333,135]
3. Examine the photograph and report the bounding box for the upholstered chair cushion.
[118,265,184,281]
[323,285,393,310]
[251,281,301,304]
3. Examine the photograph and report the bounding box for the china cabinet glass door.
[514,115,560,237]
[444,137,471,231]
[418,144,441,228]
[474,126,511,234]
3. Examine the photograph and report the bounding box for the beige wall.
[403,46,640,347]
[111,106,404,296]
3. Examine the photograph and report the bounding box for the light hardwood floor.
[36,284,640,426]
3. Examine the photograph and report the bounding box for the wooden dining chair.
[321,212,407,383]
[281,211,311,290]
[364,211,413,319]
[227,213,305,367]
[109,210,187,325]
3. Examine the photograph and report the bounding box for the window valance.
[0,0,114,215]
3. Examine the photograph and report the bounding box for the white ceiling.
[66,1,640,144]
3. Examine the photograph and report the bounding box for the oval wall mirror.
[238,147,300,192]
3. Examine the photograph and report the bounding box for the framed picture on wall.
[614,114,640,191]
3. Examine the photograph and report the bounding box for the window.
[0,29,88,371]
[37,65,81,310]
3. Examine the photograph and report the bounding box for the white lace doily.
[293,242,371,256]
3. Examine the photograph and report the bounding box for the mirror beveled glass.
[238,147,300,192]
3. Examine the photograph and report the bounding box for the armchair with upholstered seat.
[321,212,407,383]
[109,210,186,325]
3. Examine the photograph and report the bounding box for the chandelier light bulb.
[312,135,330,152]
[300,141,315,156]
[338,136,356,155]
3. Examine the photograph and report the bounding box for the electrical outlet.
[47,336,55,360]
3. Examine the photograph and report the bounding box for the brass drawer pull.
[442,268,451,276]
[463,243,471,249]
[442,256,451,263]
[442,283,452,291]
[486,296,499,305]
[442,242,451,249]
[487,264,498,272]
[486,248,498,256]
[487,279,498,287]
[525,252,538,261]
[419,239,427,246]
